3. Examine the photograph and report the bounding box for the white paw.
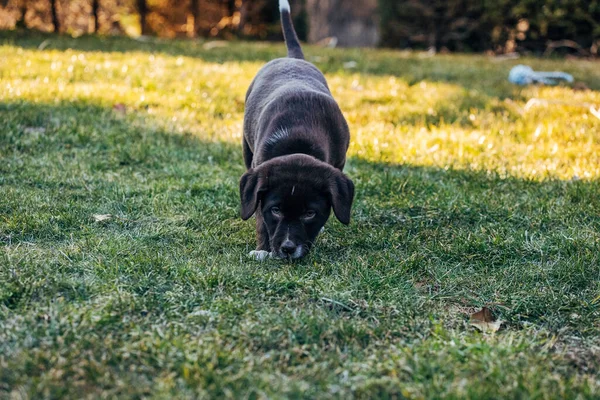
[249,250,271,261]
[320,226,325,233]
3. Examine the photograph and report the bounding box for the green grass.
[1,31,600,398]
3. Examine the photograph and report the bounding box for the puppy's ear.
[330,172,355,225]
[240,169,265,220]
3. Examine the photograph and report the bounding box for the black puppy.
[240,0,354,260]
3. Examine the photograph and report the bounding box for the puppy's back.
[244,58,341,153]
[247,58,331,104]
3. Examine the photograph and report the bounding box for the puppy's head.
[240,154,354,259]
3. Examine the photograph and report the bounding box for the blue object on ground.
[508,65,574,86]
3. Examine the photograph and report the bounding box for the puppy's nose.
[280,240,297,255]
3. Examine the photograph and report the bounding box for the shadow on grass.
[2,99,598,241]
[1,99,599,335]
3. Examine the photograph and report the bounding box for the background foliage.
[0,0,284,39]
[1,0,599,54]
[379,0,600,54]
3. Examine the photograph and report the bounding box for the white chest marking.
[265,128,290,147]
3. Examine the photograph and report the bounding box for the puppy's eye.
[303,210,316,219]
[271,207,281,216]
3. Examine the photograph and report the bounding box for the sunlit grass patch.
[3,38,599,180]
[331,73,600,180]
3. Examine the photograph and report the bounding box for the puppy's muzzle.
[281,239,297,255]
[278,240,304,259]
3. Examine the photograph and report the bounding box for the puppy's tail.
[279,0,304,59]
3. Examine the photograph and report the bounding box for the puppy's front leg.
[255,208,271,250]
[249,208,272,261]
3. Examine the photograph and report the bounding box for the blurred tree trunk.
[227,0,236,16]
[188,0,199,37]
[226,0,245,33]
[50,0,60,33]
[238,0,249,34]
[16,0,27,29]
[305,0,379,47]
[92,0,100,33]
[137,0,149,35]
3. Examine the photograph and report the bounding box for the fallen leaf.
[572,82,589,91]
[23,126,46,135]
[470,320,503,334]
[414,280,427,289]
[93,214,113,222]
[470,307,502,333]
[471,307,493,321]
[37,313,51,322]
[113,103,126,114]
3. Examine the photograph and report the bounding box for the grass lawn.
[1,31,600,398]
